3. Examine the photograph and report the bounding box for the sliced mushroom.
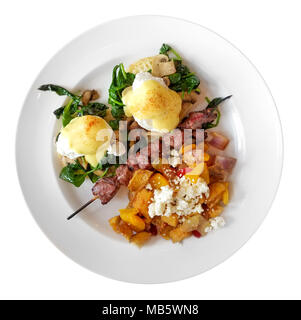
[189,90,201,103]
[152,54,175,77]
[177,89,201,104]
[81,89,100,105]
[81,90,92,106]
[178,91,193,102]
[179,102,194,121]
[163,76,171,86]
[61,156,75,167]
[129,120,141,130]
[90,89,100,101]
[78,157,89,170]
[159,60,176,76]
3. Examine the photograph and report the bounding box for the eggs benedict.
[56,115,113,167]
[122,72,182,133]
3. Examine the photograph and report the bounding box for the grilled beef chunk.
[92,177,120,204]
[179,109,217,129]
[162,129,184,150]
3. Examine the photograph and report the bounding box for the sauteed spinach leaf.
[38,84,81,103]
[108,63,135,120]
[202,95,232,129]
[59,158,114,187]
[59,161,87,187]
[38,84,109,127]
[168,62,200,93]
[159,44,182,61]
[159,44,200,93]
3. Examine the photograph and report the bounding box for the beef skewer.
[67,196,99,220]
[67,165,133,221]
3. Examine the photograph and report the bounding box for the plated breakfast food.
[39,44,236,247]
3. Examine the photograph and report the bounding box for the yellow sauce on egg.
[122,80,182,132]
[60,115,113,167]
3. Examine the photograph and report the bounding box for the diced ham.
[208,165,228,183]
[92,177,120,204]
[208,155,237,183]
[215,155,237,173]
[206,132,229,150]
[135,152,153,170]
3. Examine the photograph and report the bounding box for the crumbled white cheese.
[145,183,153,190]
[205,217,226,233]
[168,149,182,167]
[148,177,209,218]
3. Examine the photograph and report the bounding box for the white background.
[1,0,299,300]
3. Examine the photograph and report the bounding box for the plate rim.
[15,14,284,284]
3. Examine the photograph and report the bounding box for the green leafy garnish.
[81,102,108,118]
[62,98,74,127]
[53,106,65,119]
[59,161,87,187]
[202,96,232,129]
[59,159,113,187]
[206,96,232,109]
[168,62,200,93]
[39,84,109,126]
[109,119,119,130]
[108,63,135,120]
[169,73,181,84]
[159,44,182,61]
[158,44,200,93]
[38,84,81,104]
[202,109,221,129]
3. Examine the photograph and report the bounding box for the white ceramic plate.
[16,16,283,283]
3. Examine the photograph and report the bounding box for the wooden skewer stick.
[67,196,99,220]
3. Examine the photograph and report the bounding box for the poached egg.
[122,72,182,133]
[56,115,113,167]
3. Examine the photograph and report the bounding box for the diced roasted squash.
[222,182,229,205]
[203,153,210,162]
[200,163,210,184]
[109,216,121,233]
[152,163,177,180]
[169,227,191,243]
[185,174,199,184]
[180,214,201,232]
[161,214,178,227]
[119,221,134,240]
[109,216,133,240]
[179,144,196,155]
[149,173,169,189]
[208,205,224,218]
[160,225,174,240]
[132,188,153,222]
[205,182,226,208]
[130,232,152,247]
[119,208,145,232]
[128,169,153,192]
[197,215,211,235]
